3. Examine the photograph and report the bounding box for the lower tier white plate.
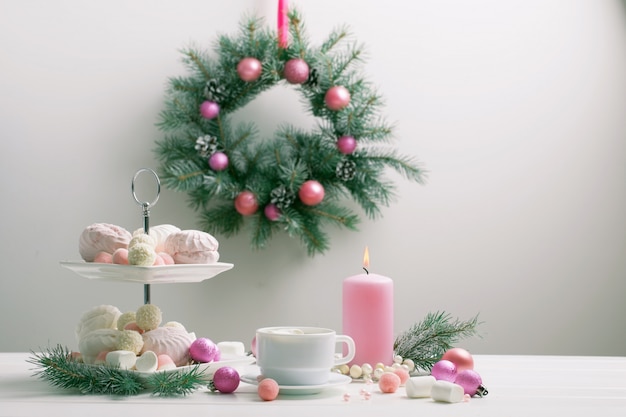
[240,370,351,395]
[60,261,234,284]
[133,355,255,381]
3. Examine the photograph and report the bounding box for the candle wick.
[363,267,369,274]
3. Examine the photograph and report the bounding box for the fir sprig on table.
[394,312,482,372]
[28,345,207,396]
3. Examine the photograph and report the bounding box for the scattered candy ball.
[378,372,401,393]
[189,337,220,363]
[116,329,144,354]
[135,304,162,332]
[283,58,310,84]
[211,366,240,393]
[298,180,325,206]
[209,151,229,171]
[431,359,457,382]
[393,368,410,386]
[349,364,363,378]
[200,100,220,119]
[237,57,263,82]
[324,85,351,110]
[234,190,259,216]
[258,378,279,401]
[112,248,129,265]
[93,251,113,263]
[441,348,474,372]
[128,243,157,266]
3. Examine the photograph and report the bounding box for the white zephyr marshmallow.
[216,341,246,357]
[406,375,436,398]
[164,230,219,264]
[430,380,465,403]
[106,350,137,370]
[135,351,159,373]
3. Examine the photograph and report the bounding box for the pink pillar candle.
[342,256,394,366]
[277,0,289,48]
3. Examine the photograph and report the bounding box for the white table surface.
[1,353,625,417]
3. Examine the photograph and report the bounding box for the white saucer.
[240,371,351,395]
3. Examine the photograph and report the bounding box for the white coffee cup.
[255,326,356,386]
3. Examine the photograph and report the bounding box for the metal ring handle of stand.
[131,168,161,304]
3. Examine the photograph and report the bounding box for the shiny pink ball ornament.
[200,100,220,119]
[337,135,357,154]
[237,57,262,82]
[284,58,310,84]
[454,369,488,397]
[211,366,240,393]
[264,203,281,221]
[441,348,474,372]
[208,151,229,171]
[324,86,351,110]
[234,191,259,216]
[431,360,457,382]
[298,180,325,206]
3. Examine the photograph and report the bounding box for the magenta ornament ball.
[431,360,457,382]
[234,190,259,216]
[209,151,229,171]
[264,203,281,221]
[454,370,483,396]
[189,338,219,363]
[324,86,351,111]
[200,101,220,119]
[237,57,263,82]
[298,180,325,206]
[212,366,240,393]
[441,347,474,372]
[337,135,357,154]
[284,58,310,84]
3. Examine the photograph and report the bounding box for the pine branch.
[393,312,482,372]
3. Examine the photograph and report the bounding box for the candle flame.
[362,246,370,269]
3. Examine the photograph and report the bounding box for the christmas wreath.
[155,9,426,255]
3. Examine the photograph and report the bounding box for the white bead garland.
[333,354,415,382]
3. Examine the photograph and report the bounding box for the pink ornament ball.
[237,57,263,82]
[258,378,279,401]
[454,370,482,396]
[298,180,325,206]
[189,337,220,363]
[378,372,401,393]
[264,203,281,221]
[200,101,220,119]
[324,86,351,111]
[441,348,474,372]
[284,58,310,84]
[212,366,240,393]
[234,191,259,216]
[209,151,229,171]
[336,135,357,154]
[431,360,457,382]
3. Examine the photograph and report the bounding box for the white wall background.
[1,0,625,356]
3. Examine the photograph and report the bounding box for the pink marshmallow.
[124,322,144,334]
[157,354,176,370]
[112,248,129,265]
[157,252,175,265]
[93,251,113,263]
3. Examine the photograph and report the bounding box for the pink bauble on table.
[234,190,259,215]
[454,369,483,396]
[212,366,240,393]
[237,57,263,82]
[209,151,229,171]
[441,347,474,372]
[325,86,351,110]
[283,58,309,84]
[264,203,281,221]
[431,360,457,382]
[337,135,357,154]
[298,180,325,206]
[200,100,220,119]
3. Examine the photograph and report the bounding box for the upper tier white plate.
[60,261,234,284]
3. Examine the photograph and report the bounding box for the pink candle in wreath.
[342,247,394,366]
[277,0,289,48]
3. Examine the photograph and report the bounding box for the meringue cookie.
[141,326,195,367]
[145,224,181,253]
[79,223,131,262]
[164,230,220,264]
[76,304,122,341]
[79,328,120,364]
